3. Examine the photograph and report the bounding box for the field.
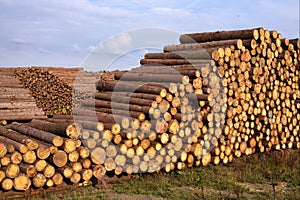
[15,149,299,200]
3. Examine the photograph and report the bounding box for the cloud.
[38,48,52,54]
[146,7,191,16]
[100,32,133,55]
[9,38,28,45]
[87,45,97,52]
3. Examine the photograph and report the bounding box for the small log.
[1,178,13,191]
[32,173,47,188]
[52,172,64,186]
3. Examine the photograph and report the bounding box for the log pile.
[15,68,74,115]
[0,120,97,191]
[30,66,99,99]
[66,28,300,174]
[0,68,46,122]
[139,27,300,164]
[0,27,299,193]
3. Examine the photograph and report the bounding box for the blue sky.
[0,0,299,71]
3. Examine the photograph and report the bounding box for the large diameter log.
[179,27,261,43]
[9,122,64,147]
[91,147,106,165]
[96,80,167,95]
[49,150,68,167]
[13,173,31,191]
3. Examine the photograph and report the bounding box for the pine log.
[95,92,154,106]
[27,119,71,137]
[113,72,189,83]
[13,173,31,191]
[0,135,28,154]
[179,27,261,43]
[9,122,64,147]
[140,58,211,65]
[164,39,252,52]
[96,80,167,95]
[0,125,38,150]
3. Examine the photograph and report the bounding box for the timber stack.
[70,27,300,172]
[30,66,99,100]
[15,68,74,115]
[0,68,46,122]
[0,27,299,193]
[0,120,98,192]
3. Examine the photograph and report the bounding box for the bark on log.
[96,80,167,95]
[179,27,261,43]
[9,122,64,147]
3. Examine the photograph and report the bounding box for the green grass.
[112,149,300,200]
[10,149,300,200]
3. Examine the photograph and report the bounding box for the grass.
[10,149,300,200]
[112,149,300,200]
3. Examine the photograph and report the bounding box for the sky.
[0,0,299,71]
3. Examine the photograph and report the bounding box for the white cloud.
[9,38,28,45]
[87,45,97,52]
[105,32,132,55]
[146,7,191,16]
[38,48,51,54]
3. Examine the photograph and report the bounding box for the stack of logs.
[0,120,107,191]
[72,27,300,173]
[30,66,100,100]
[15,68,74,115]
[0,27,299,192]
[0,68,46,122]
